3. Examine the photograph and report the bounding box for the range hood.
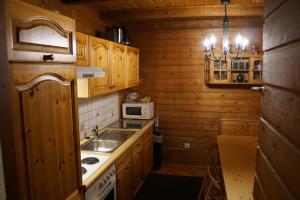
[77,67,105,79]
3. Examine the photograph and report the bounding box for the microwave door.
[126,107,142,115]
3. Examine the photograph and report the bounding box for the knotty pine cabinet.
[6,0,76,63]
[5,1,82,199]
[131,138,144,195]
[76,32,139,98]
[116,126,153,200]
[142,131,153,177]
[204,55,263,86]
[116,150,132,200]
[126,46,140,88]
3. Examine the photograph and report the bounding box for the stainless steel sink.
[81,130,135,153]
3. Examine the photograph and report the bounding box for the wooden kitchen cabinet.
[125,46,140,88]
[116,150,132,200]
[77,35,111,97]
[76,32,139,98]
[131,139,143,195]
[204,55,263,86]
[10,63,82,200]
[110,42,126,91]
[76,32,90,66]
[143,134,153,178]
[5,0,76,63]
[4,1,82,199]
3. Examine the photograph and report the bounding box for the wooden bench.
[217,135,257,200]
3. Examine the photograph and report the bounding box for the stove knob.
[103,178,107,184]
[106,175,110,179]
[99,183,103,189]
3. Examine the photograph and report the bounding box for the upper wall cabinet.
[89,36,111,95]
[76,32,139,98]
[76,32,90,66]
[5,0,76,63]
[110,42,126,91]
[126,46,139,88]
[204,55,263,86]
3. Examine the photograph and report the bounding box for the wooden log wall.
[253,0,300,199]
[22,0,112,35]
[130,27,262,166]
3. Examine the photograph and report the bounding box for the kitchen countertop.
[217,135,257,200]
[81,119,155,188]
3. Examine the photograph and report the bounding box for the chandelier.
[203,0,253,61]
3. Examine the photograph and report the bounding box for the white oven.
[85,165,117,200]
[122,102,154,119]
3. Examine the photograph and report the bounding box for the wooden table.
[217,135,257,200]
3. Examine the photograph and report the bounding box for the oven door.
[86,177,117,200]
[98,178,117,200]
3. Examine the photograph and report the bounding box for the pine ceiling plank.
[151,0,167,7]
[100,4,264,22]
[115,0,131,9]
[183,0,194,6]
[163,0,176,7]
[123,0,140,9]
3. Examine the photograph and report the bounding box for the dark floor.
[135,173,203,200]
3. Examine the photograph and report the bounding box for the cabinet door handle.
[43,54,54,61]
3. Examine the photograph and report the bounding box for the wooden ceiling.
[63,0,264,11]
[62,0,264,25]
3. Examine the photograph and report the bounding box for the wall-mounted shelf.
[204,55,263,86]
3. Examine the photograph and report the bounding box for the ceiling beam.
[60,0,112,5]
[99,4,264,23]
[126,17,264,31]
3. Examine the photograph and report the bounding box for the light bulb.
[203,38,210,52]
[210,34,216,49]
[210,34,216,44]
[223,40,230,54]
[235,33,243,49]
[242,38,249,50]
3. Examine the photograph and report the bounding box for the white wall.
[78,92,120,140]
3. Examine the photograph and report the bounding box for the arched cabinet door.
[12,65,81,200]
[89,36,111,95]
[5,0,76,63]
[126,47,139,88]
[111,42,126,91]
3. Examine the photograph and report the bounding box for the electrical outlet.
[184,143,191,149]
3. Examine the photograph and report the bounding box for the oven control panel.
[85,164,116,200]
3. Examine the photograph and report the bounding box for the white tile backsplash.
[78,92,119,140]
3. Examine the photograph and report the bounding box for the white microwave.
[122,102,154,119]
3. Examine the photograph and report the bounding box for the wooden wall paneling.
[100,4,263,22]
[253,177,268,200]
[263,0,300,51]
[256,149,293,200]
[259,118,300,199]
[263,41,300,92]
[261,85,300,147]
[264,0,286,17]
[220,119,259,136]
[254,0,300,199]
[130,27,262,166]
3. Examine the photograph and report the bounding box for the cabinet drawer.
[6,0,76,63]
[132,138,143,156]
[116,150,131,172]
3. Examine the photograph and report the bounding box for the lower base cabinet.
[116,160,132,200]
[116,126,153,200]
